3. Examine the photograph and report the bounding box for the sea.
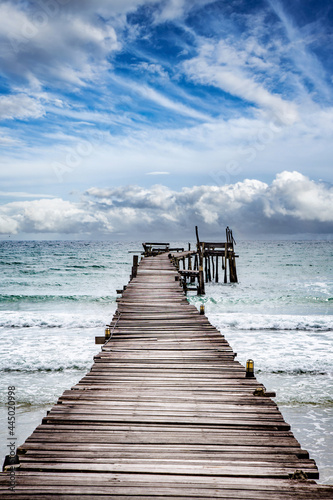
[0,240,332,484]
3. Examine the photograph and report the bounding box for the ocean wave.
[191,294,333,309]
[67,264,107,269]
[1,261,107,270]
[257,369,329,376]
[18,269,48,275]
[0,365,86,373]
[0,311,106,329]
[0,261,24,265]
[278,399,333,407]
[0,401,50,409]
[209,313,333,332]
[0,294,116,304]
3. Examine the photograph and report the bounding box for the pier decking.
[2,252,333,498]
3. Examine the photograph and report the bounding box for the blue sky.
[0,0,332,239]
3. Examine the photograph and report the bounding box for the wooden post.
[233,256,238,282]
[227,228,237,283]
[208,255,211,282]
[211,255,214,281]
[215,255,218,283]
[229,253,238,283]
[188,252,195,283]
[224,243,228,283]
[228,254,234,283]
[131,255,139,280]
[195,225,200,249]
[195,226,205,295]
[182,277,187,294]
[199,250,205,294]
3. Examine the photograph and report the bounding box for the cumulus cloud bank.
[0,172,332,238]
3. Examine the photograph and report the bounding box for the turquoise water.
[0,240,332,483]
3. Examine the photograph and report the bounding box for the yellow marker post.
[246,359,254,378]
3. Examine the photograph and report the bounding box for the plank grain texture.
[1,253,333,499]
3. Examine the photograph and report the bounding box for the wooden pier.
[167,226,239,295]
[2,251,333,498]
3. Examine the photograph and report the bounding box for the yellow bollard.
[246,359,254,378]
[105,327,111,339]
[200,305,205,315]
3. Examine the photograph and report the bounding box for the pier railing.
[166,226,239,295]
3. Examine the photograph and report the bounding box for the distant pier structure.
[144,226,238,295]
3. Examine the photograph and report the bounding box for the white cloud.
[153,0,218,23]
[0,1,120,88]
[63,0,159,17]
[268,0,331,101]
[0,0,331,205]
[146,171,170,175]
[154,0,186,22]
[1,172,332,237]
[264,171,333,222]
[0,129,20,145]
[117,78,213,121]
[0,198,112,235]
[0,191,55,198]
[0,214,19,234]
[133,62,169,79]
[1,98,331,188]
[0,94,44,120]
[183,41,299,125]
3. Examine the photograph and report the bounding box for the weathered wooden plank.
[19,451,310,462]
[12,461,320,479]
[22,433,303,447]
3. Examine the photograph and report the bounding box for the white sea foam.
[0,312,105,374]
[208,312,333,332]
[0,325,100,373]
[208,312,333,378]
[0,311,106,329]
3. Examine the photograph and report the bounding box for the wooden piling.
[215,255,219,283]
[195,226,205,295]
[211,255,215,282]
[229,252,238,283]
[224,242,228,283]
[130,254,139,280]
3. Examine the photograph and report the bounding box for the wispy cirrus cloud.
[268,0,332,102]
[182,31,300,126]
[113,77,213,122]
[146,171,170,175]
[0,191,55,198]
[0,93,45,120]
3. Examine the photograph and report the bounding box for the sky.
[0,0,332,240]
